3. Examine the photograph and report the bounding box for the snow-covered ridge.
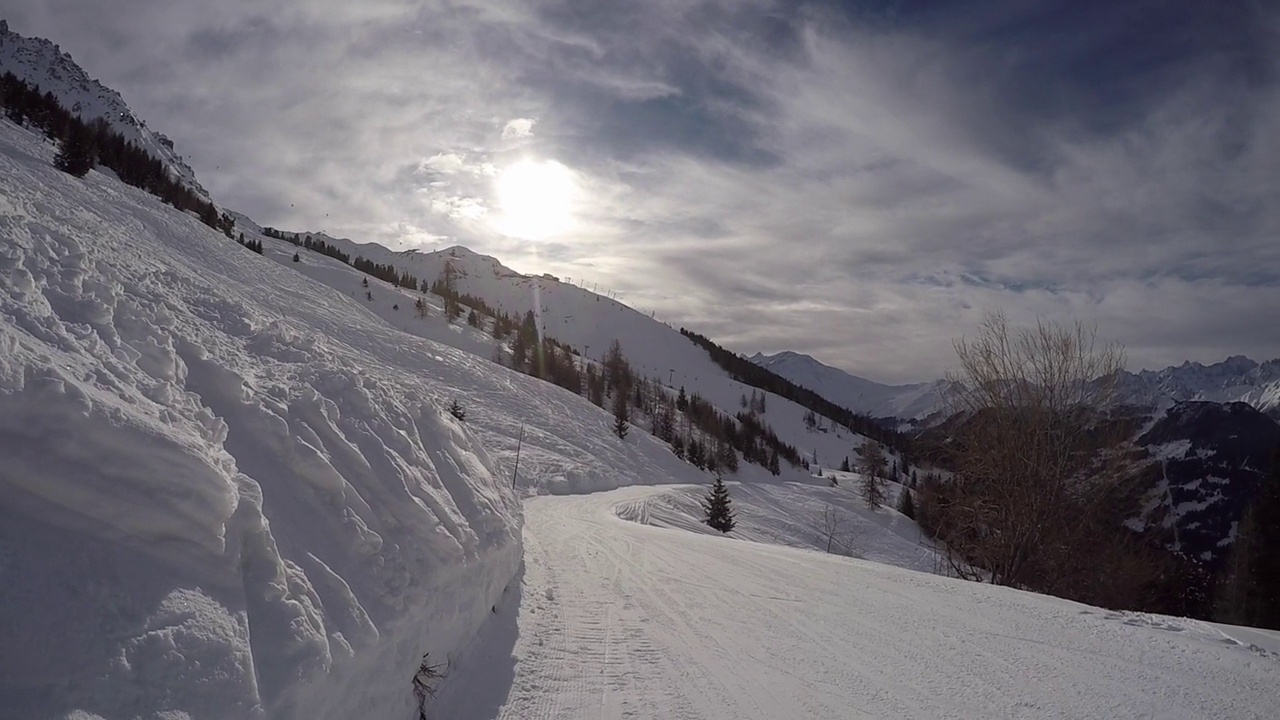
[749,350,946,419]
[0,120,521,719]
[1116,356,1280,415]
[0,19,209,199]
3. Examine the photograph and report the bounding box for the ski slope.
[236,220,898,488]
[435,486,1279,720]
[0,118,713,719]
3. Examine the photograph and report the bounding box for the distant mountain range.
[751,350,1280,421]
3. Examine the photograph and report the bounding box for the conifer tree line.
[679,328,905,452]
[240,226,811,478]
[1,72,234,237]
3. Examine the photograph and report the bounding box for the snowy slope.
[0,117,736,719]
[434,486,1280,719]
[750,350,945,419]
[0,20,208,199]
[235,222,895,484]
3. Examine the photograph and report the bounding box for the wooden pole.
[512,423,524,490]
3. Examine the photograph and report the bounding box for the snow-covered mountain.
[749,350,946,419]
[1116,356,1280,417]
[0,19,208,198]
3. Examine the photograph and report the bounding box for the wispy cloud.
[4,0,1277,382]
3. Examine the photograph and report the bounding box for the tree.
[897,486,916,519]
[448,398,466,421]
[840,457,851,473]
[768,448,781,476]
[612,389,630,440]
[936,312,1136,597]
[815,504,860,556]
[1215,441,1280,629]
[702,475,736,533]
[859,440,888,509]
[53,124,94,177]
[467,308,480,327]
[676,386,688,412]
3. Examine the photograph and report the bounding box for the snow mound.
[0,121,520,719]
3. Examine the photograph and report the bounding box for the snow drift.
[0,121,521,719]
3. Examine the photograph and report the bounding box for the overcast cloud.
[6,0,1277,382]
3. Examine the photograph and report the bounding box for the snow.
[0,120,531,719]
[435,486,1280,719]
[235,221,892,487]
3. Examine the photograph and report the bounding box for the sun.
[494,160,577,240]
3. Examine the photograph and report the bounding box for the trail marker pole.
[512,423,525,490]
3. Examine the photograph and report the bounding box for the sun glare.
[494,160,577,240]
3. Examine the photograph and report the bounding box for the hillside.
[234,219,898,485]
[0,116,724,719]
[750,350,945,419]
[0,20,207,198]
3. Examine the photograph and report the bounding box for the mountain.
[0,19,207,198]
[749,350,945,419]
[1133,401,1280,566]
[1116,356,1280,418]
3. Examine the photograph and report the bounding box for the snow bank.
[0,122,520,719]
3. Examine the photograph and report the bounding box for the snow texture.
[0,121,522,719]
[434,486,1280,719]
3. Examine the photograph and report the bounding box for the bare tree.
[936,312,1142,600]
[813,503,863,557]
[859,440,888,509]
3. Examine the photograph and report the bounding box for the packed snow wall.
[0,122,521,720]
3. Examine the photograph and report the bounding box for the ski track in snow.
[435,486,1279,720]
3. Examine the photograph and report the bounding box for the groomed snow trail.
[435,486,1279,720]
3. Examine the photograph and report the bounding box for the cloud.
[4,0,1277,383]
[501,117,536,139]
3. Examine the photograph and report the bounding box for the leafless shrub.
[935,312,1151,604]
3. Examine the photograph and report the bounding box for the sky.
[5,0,1278,383]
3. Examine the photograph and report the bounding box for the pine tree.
[1215,441,1280,629]
[701,475,736,533]
[676,386,688,412]
[840,457,850,472]
[897,487,916,519]
[768,448,781,476]
[612,389,630,440]
[53,124,94,177]
[448,399,466,421]
[859,440,888,509]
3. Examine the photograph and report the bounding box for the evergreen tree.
[859,440,888,509]
[676,386,688,412]
[897,486,916,519]
[448,399,466,421]
[840,456,850,472]
[612,389,630,440]
[768,448,781,476]
[53,124,94,177]
[701,475,736,533]
[1215,441,1280,629]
